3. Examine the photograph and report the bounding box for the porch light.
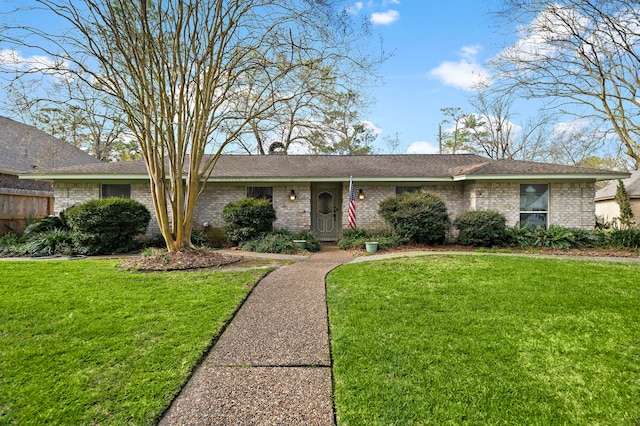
[358,189,365,200]
[289,189,296,201]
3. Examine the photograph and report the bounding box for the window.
[101,184,131,199]
[520,184,548,228]
[247,186,273,202]
[396,186,421,196]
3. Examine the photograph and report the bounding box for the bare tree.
[229,47,380,155]
[494,0,640,163]
[465,86,553,160]
[0,0,375,251]
[2,77,129,161]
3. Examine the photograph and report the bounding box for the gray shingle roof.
[20,154,627,182]
[595,170,640,200]
[0,116,101,174]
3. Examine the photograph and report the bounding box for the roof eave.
[454,173,629,182]
[19,173,151,181]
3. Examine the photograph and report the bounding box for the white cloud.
[362,120,382,136]
[0,49,73,82]
[460,45,481,59]
[406,141,439,154]
[346,2,364,15]
[429,60,491,91]
[429,45,491,91]
[371,9,399,25]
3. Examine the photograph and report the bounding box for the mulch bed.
[117,249,242,272]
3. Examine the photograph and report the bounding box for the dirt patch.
[117,249,243,272]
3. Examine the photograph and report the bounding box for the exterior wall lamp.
[289,189,296,201]
[358,189,365,200]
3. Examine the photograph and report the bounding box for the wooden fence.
[0,190,54,234]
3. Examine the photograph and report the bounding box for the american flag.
[348,176,357,229]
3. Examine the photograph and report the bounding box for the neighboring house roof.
[0,115,101,175]
[595,170,640,201]
[20,154,627,183]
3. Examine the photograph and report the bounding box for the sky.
[350,1,515,154]
[0,0,536,156]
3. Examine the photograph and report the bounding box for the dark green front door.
[312,184,342,241]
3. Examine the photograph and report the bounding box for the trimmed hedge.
[454,210,507,247]
[66,198,151,254]
[378,191,449,245]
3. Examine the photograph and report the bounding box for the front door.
[312,184,342,241]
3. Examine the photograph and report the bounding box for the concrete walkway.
[159,246,353,426]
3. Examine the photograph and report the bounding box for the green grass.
[327,255,640,425]
[0,260,270,425]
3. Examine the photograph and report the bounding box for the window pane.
[101,184,130,199]
[520,184,548,211]
[247,186,273,202]
[317,192,333,214]
[520,213,547,229]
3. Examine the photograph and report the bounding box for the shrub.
[293,230,321,252]
[608,229,640,249]
[66,198,151,255]
[23,212,70,238]
[506,223,536,249]
[240,229,297,254]
[22,229,74,257]
[190,230,209,246]
[337,228,370,250]
[222,198,276,245]
[454,210,507,247]
[507,224,608,250]
[378,191,449,245]
[338,228,408,250]
[0,232,26,256]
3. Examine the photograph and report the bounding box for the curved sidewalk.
[159,246,352,426]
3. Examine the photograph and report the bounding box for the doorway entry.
[311,183,342,241]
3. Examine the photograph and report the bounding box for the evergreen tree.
[615,179,635,230]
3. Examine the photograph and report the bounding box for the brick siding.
[54,179,599,241]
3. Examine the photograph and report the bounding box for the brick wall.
[53,180,599,241]
[549,182,596,229]
[466,182,520,226]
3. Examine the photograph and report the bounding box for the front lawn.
[0,259,270,424]
[327,255,640,425]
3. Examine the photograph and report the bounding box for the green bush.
[23,212,70,238]
[608,229,640,249]
[22,229,74,257]
[378,191,449,245]
[338,228,370,250]
[293,230,321,252]
[239,229,321,254]
[66,198,151,255]
[0,232,27,256]
[338,228,408,250]
[240,229,297,254]
[454,210,507,247]
[222,198,276,245]
[506,224,608,250]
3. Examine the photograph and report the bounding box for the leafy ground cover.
[327,255,640,425]
[0,259,272,424]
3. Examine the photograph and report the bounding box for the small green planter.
[365,241,379,254]
[293,239,307,250]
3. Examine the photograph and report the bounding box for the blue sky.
[0,0,529,156]
[353,1,512,153]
